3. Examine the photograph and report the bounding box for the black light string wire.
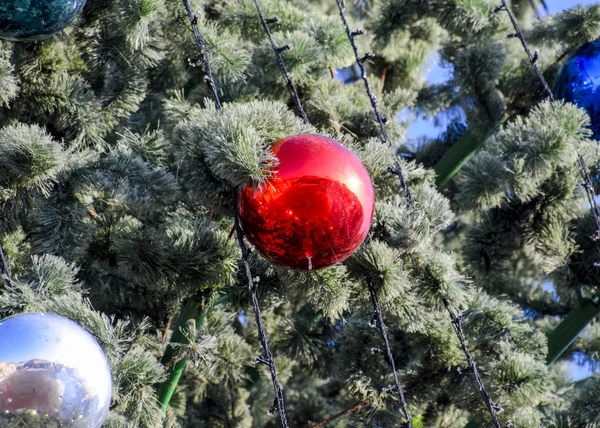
[334,0,413,207]
[495,0,600,242]
[251,0,309,124]
[530,0,552,19]
[367,279,413,428]
[443,300,503,428]
[181,1,289,426]
[251,1,414,426]
[335,1,504,427]
[182,0,222,110]
[527,0,542,19]
[0,243,14,288]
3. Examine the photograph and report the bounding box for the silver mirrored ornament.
[0,313,112,428]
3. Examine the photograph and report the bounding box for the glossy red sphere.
[238,134,375,271]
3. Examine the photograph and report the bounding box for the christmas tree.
[1,0,600,426]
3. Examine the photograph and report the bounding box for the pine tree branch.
[251,0,309,124]
[162,315,173,344]
[232,189,289,428]
[335,0,413,206]
[200,5,291,417]
[309,400,369,428]
[0,243,14,289]
[498,0,600,249]
[367,280,413,428]
[443,298,502,428]
[310,368,453,427]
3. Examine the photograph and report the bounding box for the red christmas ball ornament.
[238,134,375,271]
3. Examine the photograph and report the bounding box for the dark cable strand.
[367,280,413,428]
[335,0,413,206]
[334,0,501,424]
[251,0,309,124]
[251,2,497,427]
[232,191,289,427]
[182,0,222,110]
[443,299,502,428]
[527,0,542,19]
[182,2,289,425]
[335,1,504,425]
[499,1,553,98]
[498,0,600,241]
[251,1,415,424]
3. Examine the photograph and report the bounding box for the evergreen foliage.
[1,0,600,426]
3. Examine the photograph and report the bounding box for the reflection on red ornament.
[238,134,375,271]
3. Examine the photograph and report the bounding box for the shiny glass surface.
[0,313,112,427]
[239,134,375,271]
[0,0,86,41]
[555,39,600,139]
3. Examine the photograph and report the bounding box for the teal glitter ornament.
[0,0,86,41]
[554,39,600,139]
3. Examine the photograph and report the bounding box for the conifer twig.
[232,190,289,428]
[310,367,458,427]
[251,0,309,124]
[162,315,173,343]
[309,400,368,428]
[497,0,600,241]
[335,0,413,206]
[443,298,502,428]
[0,244,10,278]
[158,300,201,409]
[0,243,14,288]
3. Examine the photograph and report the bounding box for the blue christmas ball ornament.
[555,39,600,139]
[0,0,86,41]
[0,313,112,427]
